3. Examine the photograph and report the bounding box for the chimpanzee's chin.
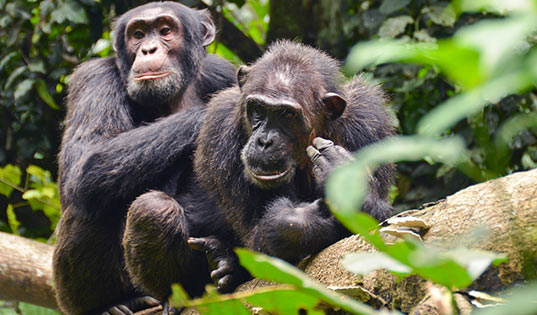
[127,72,182,105]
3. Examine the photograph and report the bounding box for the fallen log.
[0,169,536,313]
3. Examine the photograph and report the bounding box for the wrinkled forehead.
[127,6,175,23]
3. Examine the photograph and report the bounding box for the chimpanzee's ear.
[322,92,347,120]
[199,9,216,47]
[237,65,250,89]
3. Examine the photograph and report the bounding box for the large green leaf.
[0,164,22,197]
[235,248,393,315]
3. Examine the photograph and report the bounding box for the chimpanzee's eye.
[282,110,296,119]
[160,27,171,36]
[133,30,145,39]
[252,105,266,119]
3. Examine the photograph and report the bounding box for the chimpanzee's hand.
[102,296,160,315]
[306,137,354,188]
[187,236,249,293]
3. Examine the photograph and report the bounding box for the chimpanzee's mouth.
[134,72,170,81]
[246,167,291,181]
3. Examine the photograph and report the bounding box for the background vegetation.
[0,0,536,314]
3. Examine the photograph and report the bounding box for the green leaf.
[346,14,537,89]
[170,283,190,306]
[343,252,411,275]
[326,136,466,225]
[454,0,536,15]
[0,164,22,197]
[22,189,44,200]
[29,60,46,74]
[6,204,20,235]
[43,204,61,229]
[422,5,456,27]
[417,71,531,136]
[27,165,50,184]
[4,65,27,89]
[51,2,88,24]
[379,0,411,14]
[90,38,112,56]
[443,248,507,280]
[14,79,35,100]
[409,246,474,288]
[235,248,388,315]
[18,302,60,315]
[196,300,250,315]
[36,80,60,110]
[378,16,413,38]
[244,289,323,315]
[0,51,18,71]
[474,282,537,315]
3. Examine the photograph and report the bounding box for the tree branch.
[0,231,56,309]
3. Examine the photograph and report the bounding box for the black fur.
[194,41,396,270]
[53,2,236,314]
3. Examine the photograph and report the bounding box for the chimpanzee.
[122,40,396,304]
[52,2,237,314]
[192,40,396,282]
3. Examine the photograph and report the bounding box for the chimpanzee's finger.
[131,296,160,309]
[217,275,234,293]
[210,260,231,282]
[335,145,355,161]
[118,305,133,315]
[105,306,131,315]
[312,137,334,152]
[307,146,330,168]
[187,237,206,251]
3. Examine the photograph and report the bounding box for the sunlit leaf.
[27,165,51,184]
[196,299,250,315]
[0,51,18,71]
[36,80,60,110]
[453,0,537,15]
[346,14,537,89]
[443,248,507,280]
[326,136,466,220]
[343,252,411,275]
[236,248,388,315]
[0,164,22,197]
[22,189,44,200]
[14,79,35,100]
[4,66,27,90]
[378,16,413,39]
[474,282,537,315]
[6,204,20,235]
[409,246,474,288]
[422,5,456,27]
[18,302,60,315]
[29,60,46,74]
[244,289,323,315]
[417,71,532,136]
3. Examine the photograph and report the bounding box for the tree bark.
[0,169,536,313]
[0,231,57,309]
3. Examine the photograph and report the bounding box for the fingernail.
[313,137,333,149]
[306,146,319,157]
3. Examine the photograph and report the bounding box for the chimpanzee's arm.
[59,58,205,217]
[246,198,349,264]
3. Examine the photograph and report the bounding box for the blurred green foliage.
[1,0,537,313]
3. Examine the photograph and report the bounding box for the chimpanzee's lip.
[134,72,170,81]
[247,167,290,181]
